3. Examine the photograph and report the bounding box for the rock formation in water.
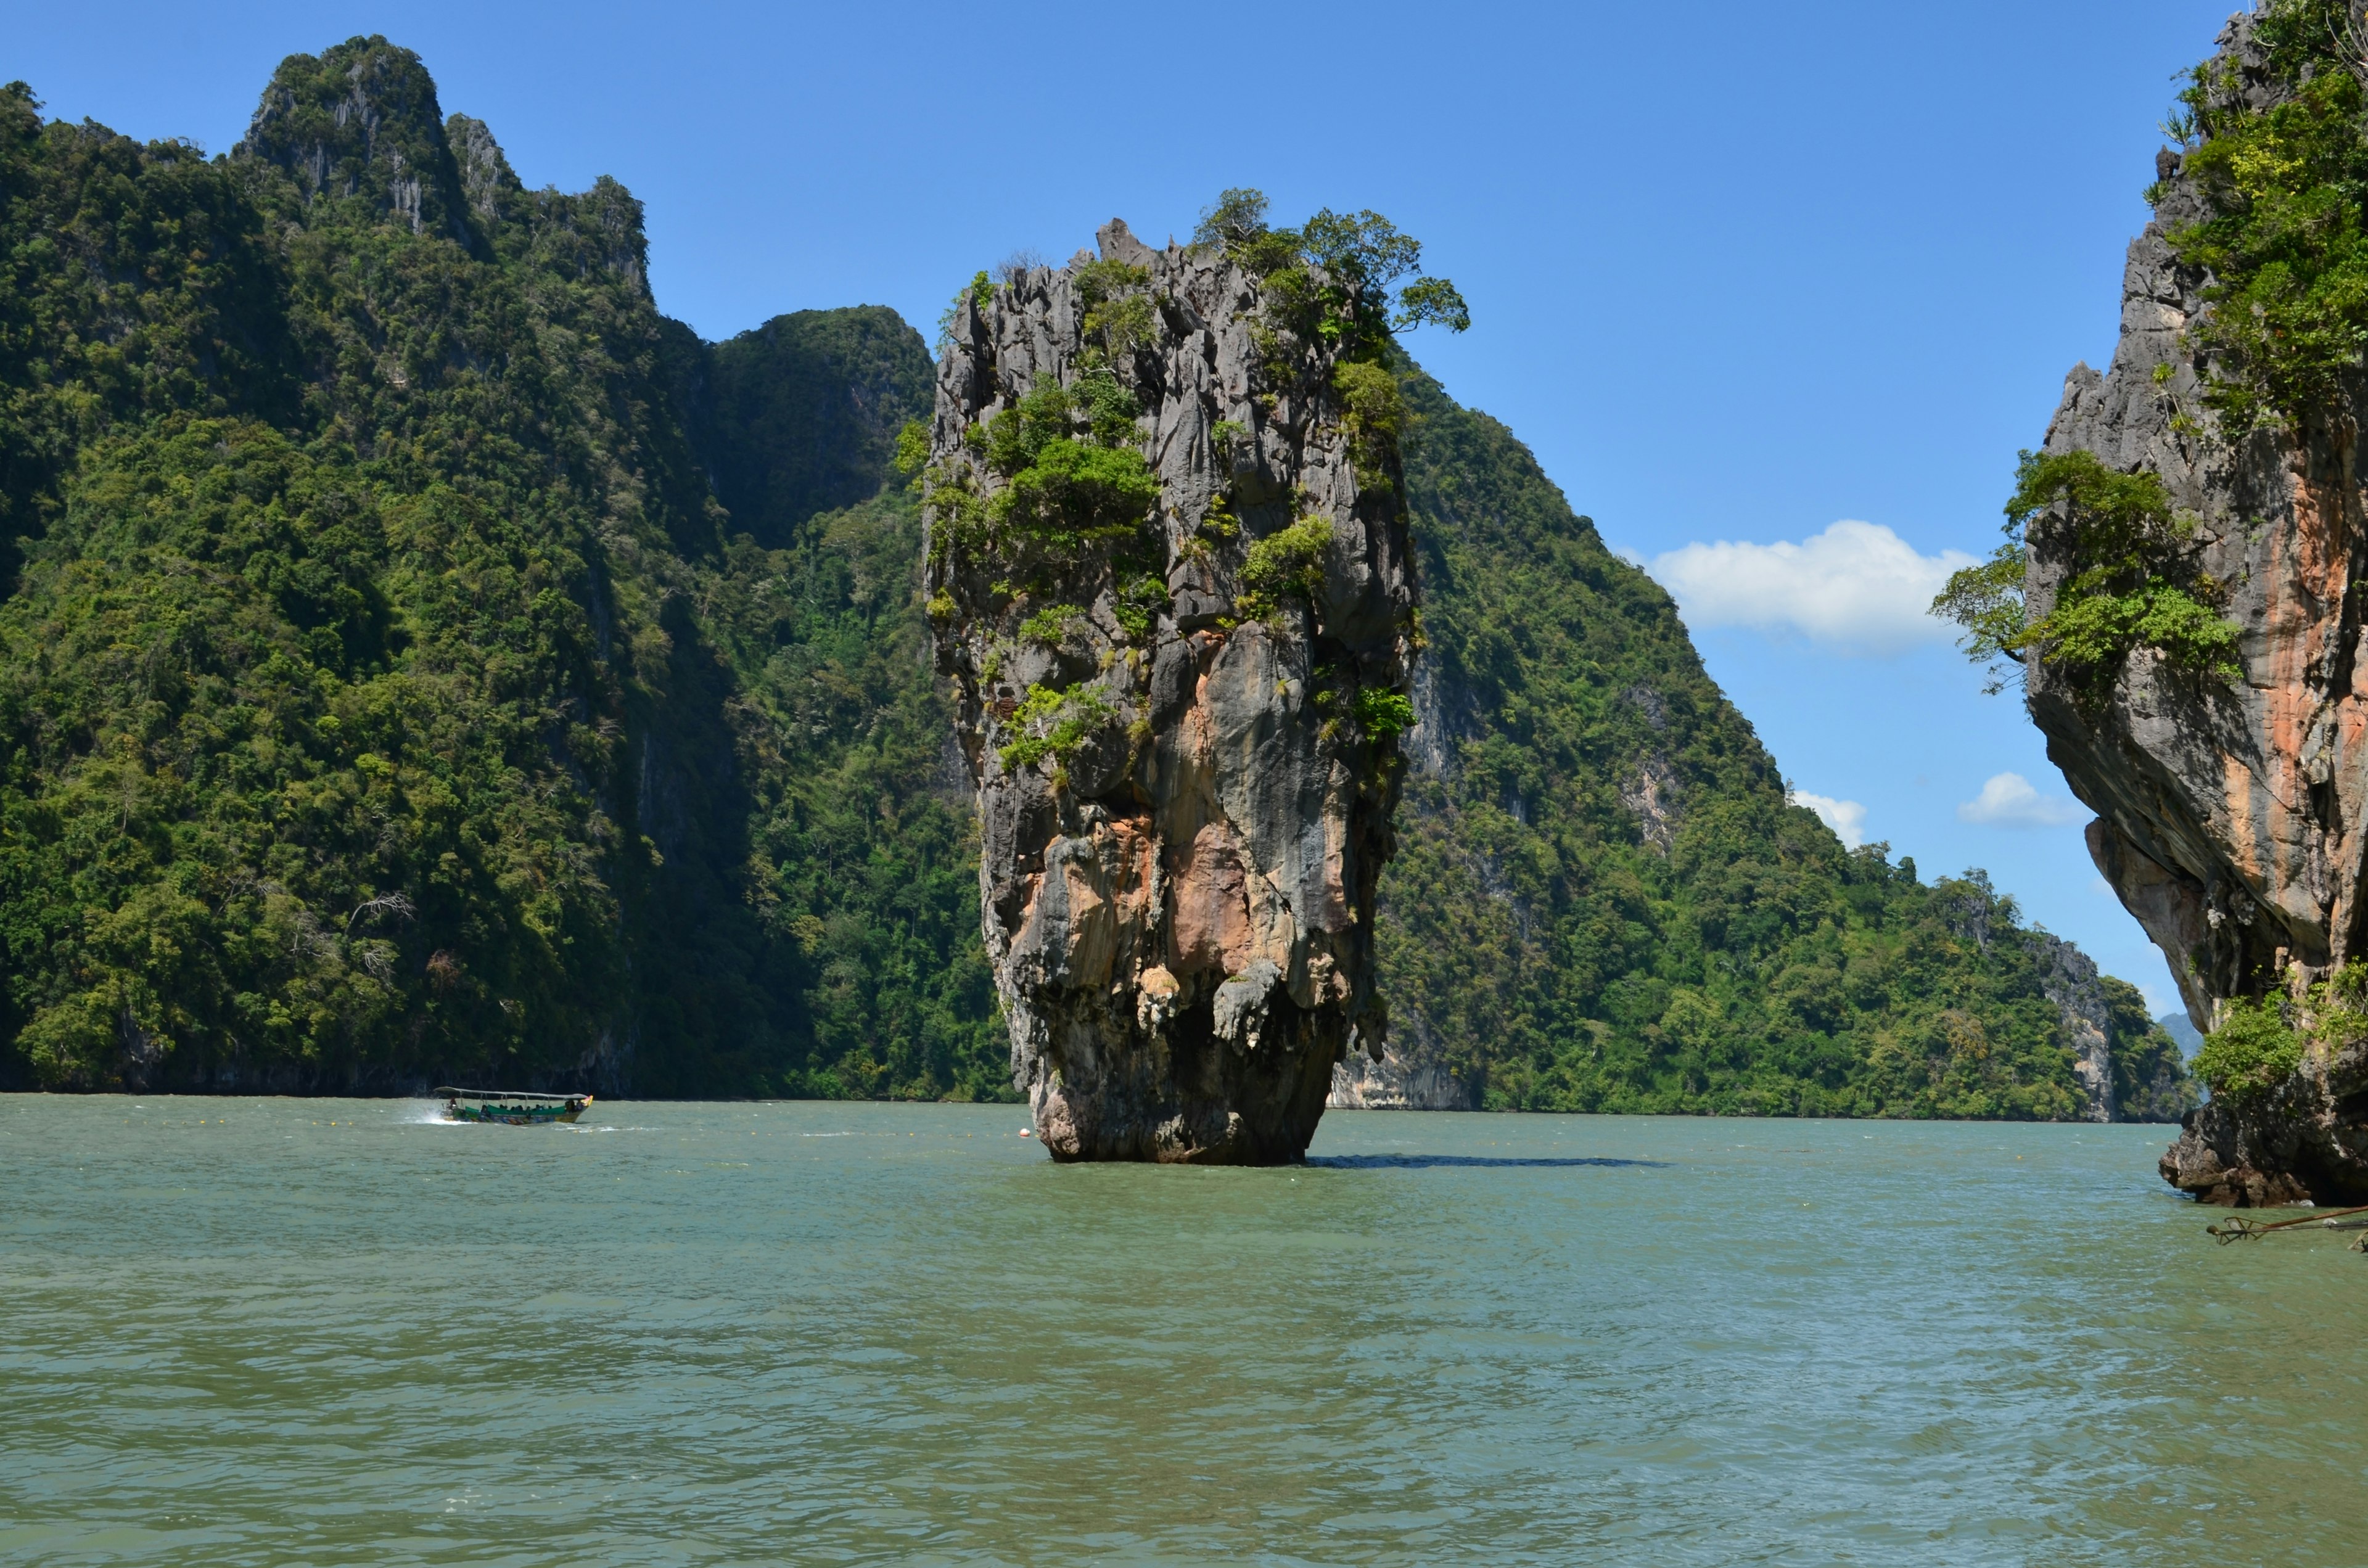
[924,221,1420,1162]
[2028,13,2368,1202]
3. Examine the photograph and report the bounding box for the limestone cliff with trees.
[1937,1,2368,1201]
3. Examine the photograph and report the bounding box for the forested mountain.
[1367,370,2191,1119]
[0,41,995,1097]
[0,37,2191,1119]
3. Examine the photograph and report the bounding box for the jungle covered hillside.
[0,41,995,1096]
[1376,368,2190,1118]
[0,38,2190,1117]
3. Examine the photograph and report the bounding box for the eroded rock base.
[1326,1041,1478,1111]
[2160,1047,2368,1205]
[1031,996,1338,1164]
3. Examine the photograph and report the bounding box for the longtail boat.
[433,1088,593,1125]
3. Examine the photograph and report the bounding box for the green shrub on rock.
[1933,449,2240,704]
[2195,995,2304,1102]
[1237,514,1334,618]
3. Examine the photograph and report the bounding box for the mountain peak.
[236,36,475,248]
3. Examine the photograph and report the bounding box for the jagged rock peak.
[232,39,652,299]
[446,113,522,229]
[924,216,1421,1162]
[2030,10,2368,1201]
[237,36,477,247]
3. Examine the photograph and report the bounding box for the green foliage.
[695,491,1008,1102]
[1301,209,1423,292]
[1931,542,2030,696]
[2037,578,2240,690]
[1333,359,1407,487]
[1112,574,1169,641]
[2004,449,2238,692]
[1017,604,1083,646]
[970,376,1157,552]
[981,376,1139,474]
[1935,449,2240,704]
[2194,959,2368,1105]
[2099,973,2202,1122]
[1237,514,1334,617]
[1193,188,1270,249]
[1073,261,1147,302]
[935,269,992,350]
[1394,276,1471,334]
[2194,994,2304,1101]
[0,80,297,587]
[697,308,936,546]
[1191,187,1469,363]
[997,681,1115,773]
[1378,358,2193,1119]
[234,36,478,245]
[2162,8,2368,430]
[894,419,929,479]
[1074,260,1154,364]
[983,384,1075,475]
[1072,371,1142,446]
[1193,187,1300,276]
[991,438,1160,546]
[1,414,626,1086]
[1354,688,1416,740]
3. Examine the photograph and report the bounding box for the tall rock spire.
[923,219,1420,1162]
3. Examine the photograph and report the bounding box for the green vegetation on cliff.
[1931,449,2240,704]
[2192,960,2368,1103]
[2160,0,2368,432]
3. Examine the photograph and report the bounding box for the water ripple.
[1,1098,2357,1566]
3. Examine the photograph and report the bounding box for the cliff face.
[925,221,1418,1162]
[2032,16,2368,1201]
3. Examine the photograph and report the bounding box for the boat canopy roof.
[431,1088,586,1101]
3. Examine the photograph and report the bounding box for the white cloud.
[1648,520,1976,654]
[1790,790,1869,848]
[1957,772,2086,829]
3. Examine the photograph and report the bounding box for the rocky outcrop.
[925,221,1418,1162]
[237,36,480,248]
[2034,15,2368,1201]
[2028,931,2195,1125]
[2037,935,2119,1123]
[1326,1011,1479,1110]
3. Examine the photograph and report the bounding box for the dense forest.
[0,37,2191,1117]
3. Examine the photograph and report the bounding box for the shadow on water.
[1305,1154,1667,1170]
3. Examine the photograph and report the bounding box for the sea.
[4,1097,2363,1566]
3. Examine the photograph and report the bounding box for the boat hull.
[440,1098,593,1126]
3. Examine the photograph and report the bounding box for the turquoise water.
[4,1098,2366,1566]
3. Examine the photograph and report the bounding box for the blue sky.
[8,0,2245,1015]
